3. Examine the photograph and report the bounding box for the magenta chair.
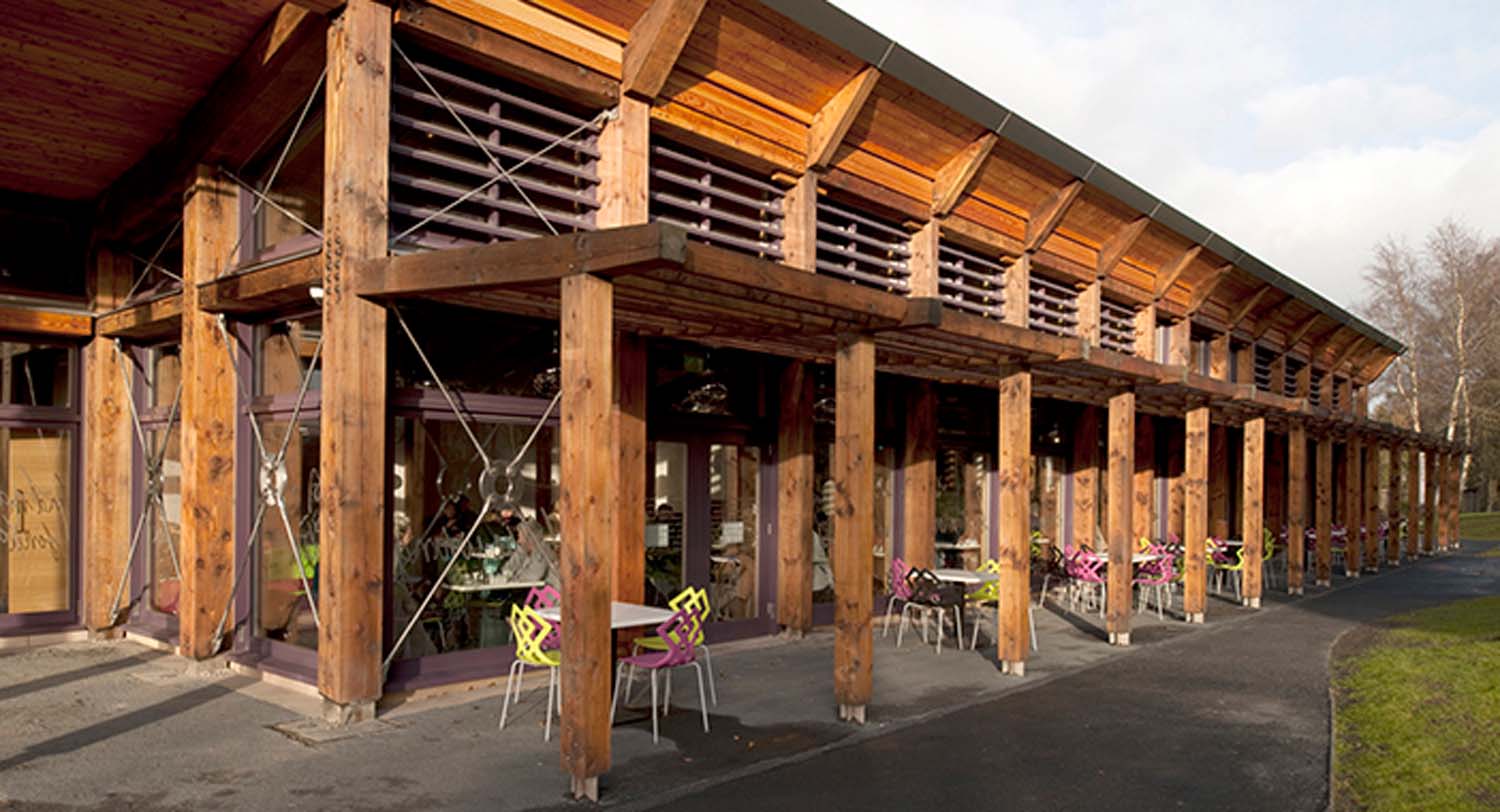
[1133,542,1176,619]
[882,558,922,641]
[1067,549,1106,616]
[524,584,561,650]
[610,608,710,744]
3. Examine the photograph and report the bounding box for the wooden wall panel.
[833,334,875,721]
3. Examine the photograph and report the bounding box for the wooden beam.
[1183,404,1209,620]
[1023,179,1083,253]
[0,305,92,338]
[83,250,133,631]
[1096,216,1150,280]
[1315,436,1332,586]
[902,380,937,570]
[1105,390,1136,645]
[178,166,239,660]
[1154,244,1202,301]
[394,2,617,107]
[996,366,1032,673]
[908,221,940,297]
[931,132,997,217]
[1286,423,1306,594]
[1002,253,1030,327]
[95,3,328,240]
[198,253,322,316]
[833,333,876,723]
[613,334,646,602]
[96,295,183,342]
[598,95,650,227]
[1072,405,1099,551]
[317,0,390,717]
[1386,445,1401,566]
[777,359,814,634]
[621,0,709,99]
[1133,302,1156,359]
[1330,335,1369,374]
[1209,332,1230,381]
[806,66,880,172]
[1241,417,1265,606]
[1166,318,1191,367]
[1251,292,1294,339]
[1185,264,1233,316]
[782,173,818,272]
[559,273,616,801]
[1133,414,1155,543]
[1227,284,1273,329]
[1076,280,1101,345]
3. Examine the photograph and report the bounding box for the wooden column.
[1315,437,1332,586]
[833,334,875,723]
[996,367,1031,673]
[908,221,939,298]
[1265,431,1286,536]
[1183,405,1209,621]
[1105,390,1135,644]
[1002,254,1030,327]
[1404,446,1420,560]
[596,95,649,227]
[1446,452,1462,550]
[178,164,238,659]
[776,360,814,635]
[1072,406,1099,550]
[1286,423,1306,595]
[559,274,616,800]
[782,173,818,272]
[83,250,134,632]
[1077,281,1101,345]
[1208,333,1230,380]
[1346,438,1363,575]
[1387,445,1401,566]
[1240,417,1265,607]
[1133,304,1156,359]
[613,335,646,602]
[901,380,937,569]
[1422,450,1437,555]
[317,0,391,719]
[1363,442,1380,570]
[1133,414,1155,543]
[1208,424,1230,539]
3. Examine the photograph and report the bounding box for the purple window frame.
[124,343,182,643]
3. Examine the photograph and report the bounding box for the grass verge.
[1333,597,1500,811]
[1458,512,1500,543]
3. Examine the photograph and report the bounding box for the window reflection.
[646,441,687,608]
[709,444,758,620]
[0,428,73,614]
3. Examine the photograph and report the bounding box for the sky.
[832,0,1500,310]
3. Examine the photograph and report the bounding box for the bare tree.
[1361,238,1428,431]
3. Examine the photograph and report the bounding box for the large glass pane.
[645,441,687,608]
[147,426,182,614]
[708,444,758,620]
[0,428,74,614]
[389,416,561,660]
[0,342,71,408]
[255,419,321,649]
[937,447,988,568]
[389,307,557,398]
[249,112,324,261]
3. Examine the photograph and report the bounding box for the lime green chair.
[500,604,562,740]
[1261,528,1279,589]
[632,586,717,705]
[966,559,1037,652]
[1212,542,1248,600]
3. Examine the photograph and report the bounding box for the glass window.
[389,307,557,398]
[258,316,322,396]
[646,441,688,608]
[0,342,71,408]
[938,447,990,569]
[255,419,321,649]
[708,444,759,620]
[245,110,324,263]
[147,425,182,614]
[389,416,561,660]
[0,428,74,614]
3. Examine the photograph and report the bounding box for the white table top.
[535,601,677,630]
[445,579,545,594]
[933,568,998,585]
[935,540,982,550]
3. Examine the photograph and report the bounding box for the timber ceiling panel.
[842,76,985,180]
[530,0,639,40]
[970,138,1073,222]
[1,0,288,199]
[949,195,1028,247]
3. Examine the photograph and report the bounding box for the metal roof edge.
[763,0,1405,357]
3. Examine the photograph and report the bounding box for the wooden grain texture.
[597,95,650,227]
[932,132,996,217]
[907,220,939,298]
[83,251,134,631]
[1002,253,1030,327]
[901,379,936,570]
[781,172,818,272]
[1166,422,1185,541]
[1386,445,1400,565]
[559,273,615,792]
[1404,446,1419,559]
[1166,318,1191,367]
[1265,430,1286,536]
[806,66,879,172]
[1023,179,1082,253]
[613,334,645,601]
[1315,436,1332,584]
[1208,333,1229,381]
[621,0,707,98]
[1346,438,1364,573]
[1186,265,1231,316]
[0,306,92,338]
[1133,303,1156,359]
[1105,390,1135,642]
[1363,442,1379,568]
[1154,244,1202,301]
[178,165,238,659]
[1208,423,1230,539]
[95,295,183,341]
[1096,216,1149,280]
[997,367,1032,667]
[1072,405,1099,551]
[317,0,390,707]
[1076,280,1101,345]
[1286,423,1306,593]
[1422,450,1437,555]
[833,334,875,712]
[1133,414,1154,543]
[197,252,322,316]
[776,359,814,632]
[1240,417,1264,603]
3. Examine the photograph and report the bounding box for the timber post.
[83,250,134,634]
[996,366,1031,672]
[902,379,937,570]
[833,333,875,723]
[1105,389,1135,644]
[1182,405,1209,621]
[1286,423,1307,595]
[776,359,814,636]
[1314,436,1332,587]
[1240,416,1265,607]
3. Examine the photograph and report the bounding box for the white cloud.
[831,0,1500,309]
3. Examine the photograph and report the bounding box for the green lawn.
[1333,597,1500,810]
[1458,512,1500,545]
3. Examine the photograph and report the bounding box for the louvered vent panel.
[1028,273,1079,337]
[937,241,1006,318]
[814,199,911,292]
[1099,297,1135,353]
[1254,345,1275,392]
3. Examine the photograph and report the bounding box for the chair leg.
[882,596,897,638]
[649,670,660,744]
[1028,606,1038,652]
[1039,574,1050,608]
[701,644,718,706]
[692,662,710,733]
[896,606,908,648]
[623,661,638,707]
[954,606,964,650]
[610,662,628,726]
[500,659,522,730]
[544,667,557,742]
[664,669,672,715]
[969,609,981,650]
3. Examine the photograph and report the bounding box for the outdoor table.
[534,601,676,630]
[445,579,545,594]
[933,568,998,585]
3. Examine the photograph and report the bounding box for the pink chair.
[1067,549,1106,616]
[882,558,920,641]
[1133,542,1176,619]
[610,608,710,744]
[525,585,561,650]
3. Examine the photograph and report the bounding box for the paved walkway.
[641,545,1500,812]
